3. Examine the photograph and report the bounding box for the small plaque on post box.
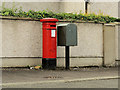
[57,23,77,46]
[51,30,55,37]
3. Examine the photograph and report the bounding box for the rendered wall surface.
[115,25,119,60]
[2,20,103,58]
[118,24,120,60]
[0,1,119,67]
[1,2,85,13]
[2,58,102,67]
[1,1,119,18]
[118,1,120,18]
[1,19,103,67]
[104,24,116,66]
[57,22,103,58]
[0,18,2,68]
[0,20,2,57]
[59,1,85,13]
[2,20,42,57]
[115,23,120,61]
[88,2,118,18]
[1,2,60,13]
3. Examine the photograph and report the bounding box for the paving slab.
[2,67,119,84]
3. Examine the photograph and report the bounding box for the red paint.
[40,18,58,58]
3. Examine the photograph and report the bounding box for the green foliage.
[0,6,119,23]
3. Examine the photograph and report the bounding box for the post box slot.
[50,25,56,27]
[46,29,56,30]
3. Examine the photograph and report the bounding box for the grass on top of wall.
[0,6,120,23]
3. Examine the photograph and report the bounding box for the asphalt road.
[2,79,118,88]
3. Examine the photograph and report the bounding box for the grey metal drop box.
[57,23,77,46]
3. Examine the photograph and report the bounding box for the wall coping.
[114,22,120,25]
[1,16,119,25]
[0,16,105,24]
[104,23,116,26]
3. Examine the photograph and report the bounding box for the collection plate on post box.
[51,30,56,37]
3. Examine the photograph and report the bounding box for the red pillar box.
[40,18,58,69]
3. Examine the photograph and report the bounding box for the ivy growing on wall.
[0,6,120,23]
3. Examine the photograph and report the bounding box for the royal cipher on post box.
[40,18,58,69]
[57,23,77,46]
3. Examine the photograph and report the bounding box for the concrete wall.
[0,20,2,57]
[1,2,60,13]
[103,23,120,66]
[116,23,120,66]
[1,2,85,13]
[103,24,116,66]
[0,18,2,67]
[2,20,42,57]
[118,1,120,18]
[88,2,119,18]
[57,22,103,57]
[59,1,85,13]
[116,23,120,61]
[1,18,103,67]
[113,23,120,63]
[1,1,119,18]
[118,24,120,60]
[0,1,119,67]
[115,24,119,60]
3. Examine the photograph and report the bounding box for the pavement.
[1,67,120,88]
